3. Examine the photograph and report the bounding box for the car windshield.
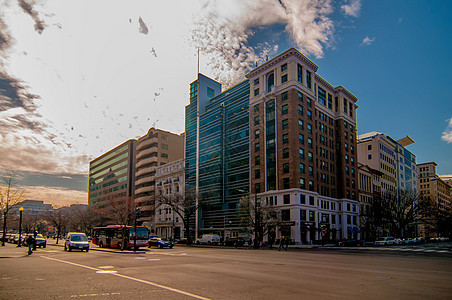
[70,235,88,242]
[161,238,169,242]
[36,234,44,238]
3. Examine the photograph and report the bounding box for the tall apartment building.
[134,128,184,226]
[185,74,249,240]
[357,132,418,196]
[246,47,360,244]
[418,162,451,237]
[155,159,185,240]
[88,139,137,208]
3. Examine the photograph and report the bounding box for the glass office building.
[185,74,250,239]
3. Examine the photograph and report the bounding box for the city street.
[1,242,451,299]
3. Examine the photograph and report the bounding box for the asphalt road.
[1,242,451,299]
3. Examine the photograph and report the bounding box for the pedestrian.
[268,237,274,250]
[284,237,289,251]
[33,231,37,251]
[26,235,34,255]
[248,238,252,249]
[278,237,284,251]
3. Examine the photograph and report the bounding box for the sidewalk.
[0,242,33,258]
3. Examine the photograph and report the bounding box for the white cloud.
[22,185,87,207]
[441,117,452,143]
[341,0,362,17]
[361,36,376,46]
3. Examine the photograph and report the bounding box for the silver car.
[64,232,89,252]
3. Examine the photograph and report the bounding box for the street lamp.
[17,206,24,247]
[134,208,140,252]
[254,195,260,249]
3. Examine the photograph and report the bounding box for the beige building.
[418,162,451,237]
[155,159,185,240]
[135,128,184,226]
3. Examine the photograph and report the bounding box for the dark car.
[224,237,246,247]
[147,237,174,249]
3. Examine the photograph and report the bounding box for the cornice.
[334,85,358,102]
[246,48,318,78]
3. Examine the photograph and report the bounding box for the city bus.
[92,225,149,249]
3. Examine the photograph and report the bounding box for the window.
[368,154,372,159]
[318,87,326,105]
[307,97,312,106]
[298,91,303,101]
[254,104,259,113]
[255,169,260,179]
[161,144,168,150]
[254,129,260,139]
[283,178,290,189]
[299,134,304,144]
[281,209,290,221]
[299,148,305,159]
[283,148,289,159]
[298,105,303,115]
[309,196,315,206]
[282,104,288,115]
[309,180,314,191]
[161,153,168,158]
[308,151,313,162]
[300,194,306,204]
[267,73,274,92]
[328,94,333,109]
[300,163,305,174]
[281,74,288,83]
[283,163,289,173]
[282,119,289,130]
[281,91,288,100]
[254,78,259,86]
[308,138,313,148]
[255,183,260,193]
[254,116,259,126]
[283,134,289,144]
[297,64,303,83]
[344,98,348,114]
[307,124,312,134]
[281,63,287,72]
[309,211,315,221]
[349,102,353,117]
[300,209,306,221]
[307,110,312,120]
[299,119,304,130]
[254,88,259,96]
[207,87,215,98]
[309,166,313,176]
[300,178,306,189]
[283,194,290,204]
[255,143,260,152]
[306,71,312,89]
[255,155,260,165]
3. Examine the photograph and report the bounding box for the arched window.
[267,73,274,92]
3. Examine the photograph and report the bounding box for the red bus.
[92,225,149,249]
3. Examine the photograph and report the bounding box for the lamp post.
[254,195,260,249]
[17,206,24,247]
[134,208,140,253]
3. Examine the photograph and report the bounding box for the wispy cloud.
[341,0,362,18]
[17,0,46,34]
[441,117,452,143]
[360,36,376,46]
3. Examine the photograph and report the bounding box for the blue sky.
[0,0,450,206]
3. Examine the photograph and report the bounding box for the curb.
[48,243,147,254]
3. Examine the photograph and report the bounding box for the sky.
[0,0,451,207]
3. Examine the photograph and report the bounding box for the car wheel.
[64,245,67,251]
[159,244,164,249]
[86,249,89,252]
[43,244,46,248]
[68,246,72,252]
[169,245,173,249]
[207,241,211,245]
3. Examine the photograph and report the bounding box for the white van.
[196,234,221,245]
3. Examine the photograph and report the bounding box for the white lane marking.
[135,257,146,259]
[42,256,211,300]
[98,266,114,269]
[147,252,187,256]
[148,259,161,261]
[96,270,117,274]
[70,292,120,298]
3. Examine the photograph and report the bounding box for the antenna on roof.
[197,48,200,75]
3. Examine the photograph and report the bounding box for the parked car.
[196,234,221,245]
[64,232,90,252]
[34,234,47,248]
[375,237,395,246]
[224,237,246,247]
[147,237,174,249]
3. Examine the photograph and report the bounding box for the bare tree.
[418,196,452,238]
[1,171,25,246]
[239,194,280,246]
[45,207,70,244]
[155,188,202,244]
